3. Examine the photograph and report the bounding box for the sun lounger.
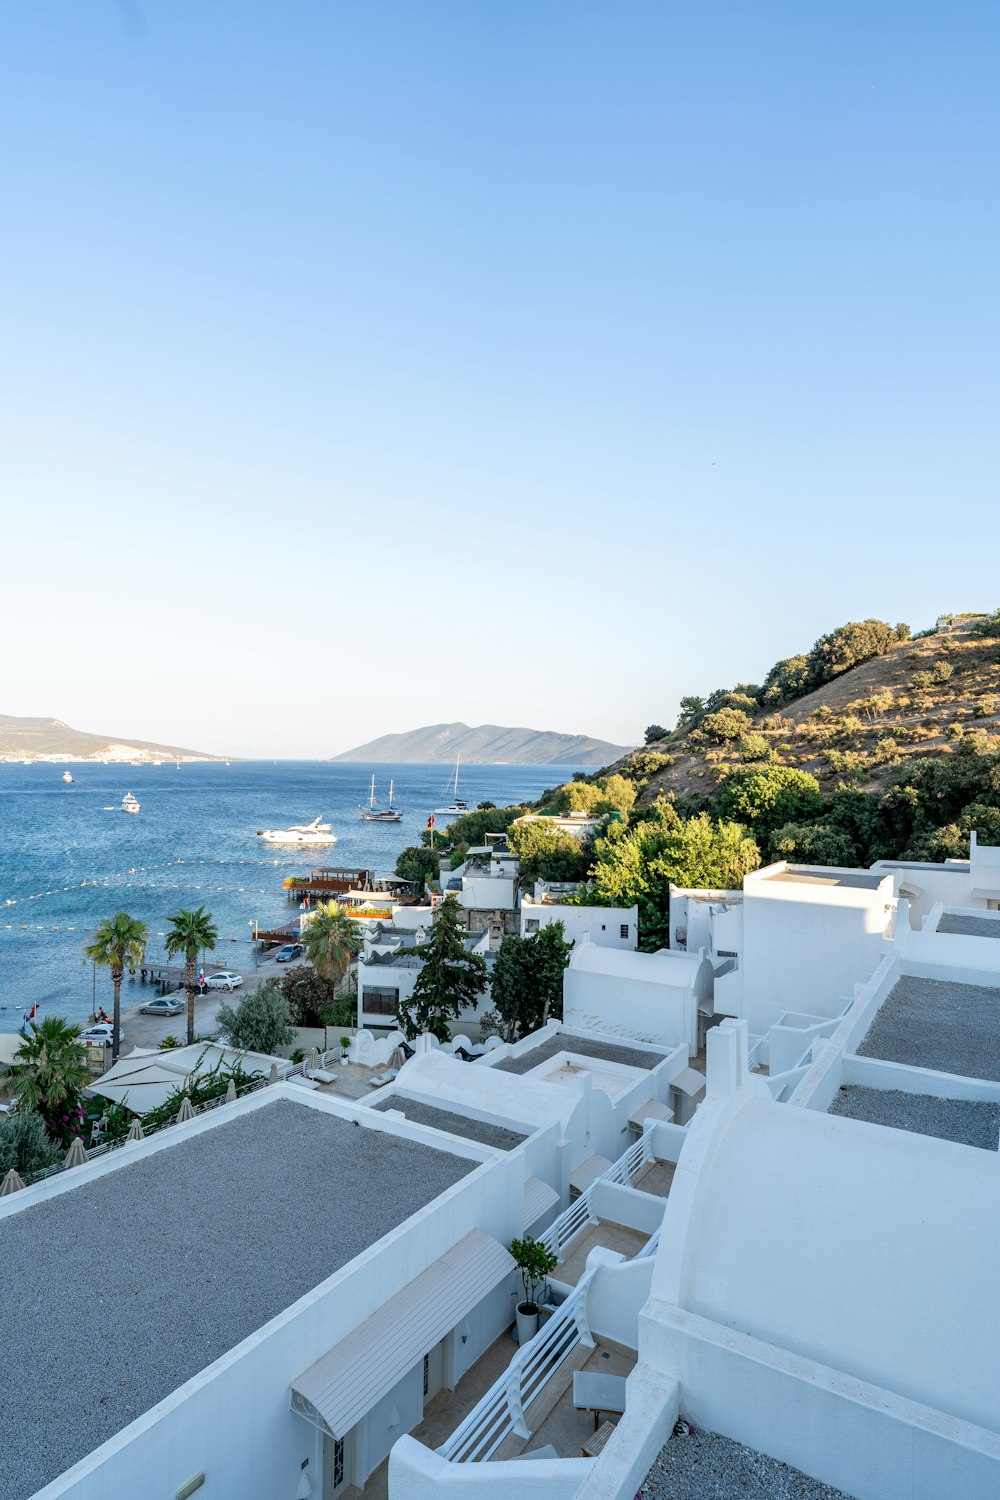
[573,1371,627,1430]
[368,1069,399,1088]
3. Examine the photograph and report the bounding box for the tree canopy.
[216,982,294,1055]
[506,819,590,885]
[396,895,488,1041]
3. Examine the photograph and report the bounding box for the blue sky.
[1,2,997,757]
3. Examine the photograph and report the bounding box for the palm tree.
[83,910,147,1063]
[164,906,219,1046]
[6,1017,89,1141]
[303,901,357,990]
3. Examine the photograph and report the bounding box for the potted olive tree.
[339,1036,351,1065]
[510,1235,558,1345]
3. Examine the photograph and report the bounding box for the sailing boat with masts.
[434,755,469,819]
[359,775,403,822]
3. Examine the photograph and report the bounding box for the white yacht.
[434,755,470,819]
[62,771,74,783]
[257,816,337,846]
[359,776,403,823]
[122,792,141,815]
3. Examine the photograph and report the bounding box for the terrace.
[494,1031,667,1077]
[372,1122,683,1494]
[856,974,1000,1081]
[828,1085,1000,1151]
[0,1098,476,1500]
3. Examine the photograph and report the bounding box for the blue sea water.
[0,760,577,1028]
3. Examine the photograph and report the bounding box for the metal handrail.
[539,1125,656,1262]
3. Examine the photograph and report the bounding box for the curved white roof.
[568,942,709,989]
[655,1095,1000,1431]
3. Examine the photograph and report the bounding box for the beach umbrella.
[307,1048,320,1074]
[388,1046,406,1071]
[126,1118,144,1142]
[268,1062,279,1085]
[64,1137,87,1168]
[0,1168,24,1196]
[176,1096,195,1123]
[225,1079,237,1103]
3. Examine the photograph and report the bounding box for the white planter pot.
[340,1057,349,1066]
[515,1304,539,1345]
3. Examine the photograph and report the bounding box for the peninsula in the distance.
[332,721,633,766]
[0,714,224,763]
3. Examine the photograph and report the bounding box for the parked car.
[139,997,184,1017]
[79,1023,123,1044]
[274,943,305,963]
[203,971,244,991]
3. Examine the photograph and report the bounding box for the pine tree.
[397,895,488,1041]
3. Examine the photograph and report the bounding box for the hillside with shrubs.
[395,611,1000,951]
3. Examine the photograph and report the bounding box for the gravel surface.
[641,1429,857,1499]
[494,1031,666,1075]
[829,1085,1000,1150]
[856,975,1000,1081]
[937,913,1000,939]
[372,1094,527,1149]
[0,1099,474,1500]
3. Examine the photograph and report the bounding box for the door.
[322,1430,352,1498]
[423,1337,446,1406]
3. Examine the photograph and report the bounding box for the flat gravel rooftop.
[856,975,1000,1081]
[937,913,1000,939]
[494,1031,666,1076]
[828,1085,1000,1150]
[643,1429,857,1499]
[371,1094,527,1150]
[0,1100,473,1500]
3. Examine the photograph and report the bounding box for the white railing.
[439,1267,598,1464]
[540,1126,656,1262]
[747,1034,763,1070]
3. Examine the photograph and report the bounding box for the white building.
[440,846,520,935]
[357,925,493,1036]
[520,881,638,950]
[563,939,714,1057]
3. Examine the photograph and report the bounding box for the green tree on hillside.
[164,905,219,1046]
[506,819,590,885]
[644,724,668,744]
[582,802,760,950]
[396,895,488,1041]
[718,766,825,849]
[83,910,148,1064]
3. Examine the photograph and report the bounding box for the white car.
[203,971,244,992]
[79,1023,123,1044]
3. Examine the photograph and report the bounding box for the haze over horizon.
[2,3,998,759]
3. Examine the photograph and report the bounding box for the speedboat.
[257,816,337,846]
[62,771,74,783]
[122,792,141,814]
[359,776,403,823]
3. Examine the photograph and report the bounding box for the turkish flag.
[427,815,436,828]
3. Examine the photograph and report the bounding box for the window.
[362,987,399,1016]
[620,924,629,940]
[333,1436,344,1488]
[525,919,539,933]
[423,1353,430,1396]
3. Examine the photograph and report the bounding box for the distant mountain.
[332,722,633,766]
[0,715,224,763]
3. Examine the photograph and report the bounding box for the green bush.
[702,708,754,744]
[739,733,771,762]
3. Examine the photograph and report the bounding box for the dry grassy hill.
[626,622,1000,805]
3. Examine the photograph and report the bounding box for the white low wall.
[591,1181,666,1237]
[586,1256,655,1349]
[642,1300,1000,1500]
[574,1367,679,1500]
[388,1439,589,1498]
[843,1053,1000,1102]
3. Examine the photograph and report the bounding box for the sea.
[0,760,579,1030]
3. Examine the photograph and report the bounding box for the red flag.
[427,815,436,829]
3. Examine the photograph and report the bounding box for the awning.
[523,1176,560,1229]
[670,1067,707,1099]
[627,1098,675,1130]
[289,1229,514,1439]
[569,1153,611,1196]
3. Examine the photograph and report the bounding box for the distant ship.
[122,792,141,815]
[359,776,403,823]
[62,771,74,784]
[257,816,336,846]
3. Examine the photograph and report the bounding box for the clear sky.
[2,2,997,758]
